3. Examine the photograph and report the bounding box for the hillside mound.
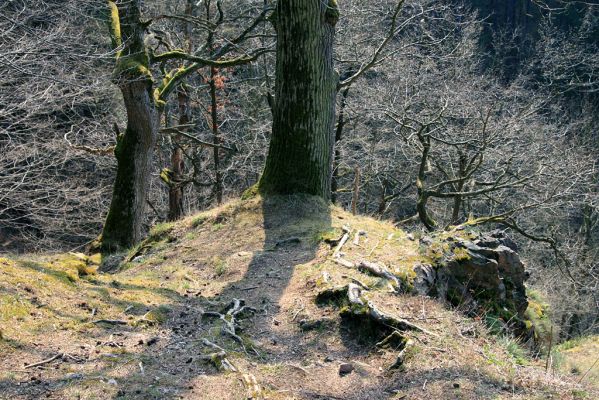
[0,195,596,399]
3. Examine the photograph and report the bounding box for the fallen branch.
[92,319,128,325]
[333,226,351,258]
[24,353,63,369]
[333,257,354,268]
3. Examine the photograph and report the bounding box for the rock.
[413,263,435,295]
[453,382,460,389]
[339,363,354,375]
[414,230,528,319]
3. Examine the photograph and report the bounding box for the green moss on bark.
[101,128,139,253]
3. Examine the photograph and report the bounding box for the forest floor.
[0,195,597,400]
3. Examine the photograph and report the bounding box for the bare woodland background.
[1,0,597,340]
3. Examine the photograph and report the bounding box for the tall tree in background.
[259,0,339,199]
[102,0,158,252]
[168,0,195,222]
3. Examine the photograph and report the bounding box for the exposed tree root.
[343,283,435,335]
[200,339,237,372]
[376,330,406,349]
[200,339,264,398]
[357,260,401,291]
[327,227,405,292]
[388,337,414,370]
[241,372,263,399]
[317,284,435,336]
[202,298,256,350]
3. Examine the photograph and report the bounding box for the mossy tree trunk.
[101,0,158,251]
[259,0,339,200]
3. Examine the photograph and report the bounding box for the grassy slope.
[0,195,596,400]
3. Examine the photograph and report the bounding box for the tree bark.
[259,0,339,199]
[168,0,194,221]
[168,87,189,221]
[210,65,223,205]
[101,0,158,252]
[416,131,436,231]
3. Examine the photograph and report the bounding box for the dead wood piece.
[347,283,364,305]
[353,230,366,246]
[358,260,401,290]
[332,257,354,268]
[333,226,351,257]
[92,319,128,325]
[201,338,263,398]
[350,278,369,290]
[24,353,63,369]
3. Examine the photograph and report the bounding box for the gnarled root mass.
[342,283,433,335]
[317,283,433,369]
[199,299,263,399]
[202,298,256,350]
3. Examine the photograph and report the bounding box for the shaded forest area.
[1,0,598,353]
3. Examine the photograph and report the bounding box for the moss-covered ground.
[0,195,596,399]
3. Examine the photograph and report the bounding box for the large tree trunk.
[259,0,339,199]
[101,0,158,252]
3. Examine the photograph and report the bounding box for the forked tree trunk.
[101,0,158,251]
[259,0,339,199]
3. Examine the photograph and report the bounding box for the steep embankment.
[0,195,596,399]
